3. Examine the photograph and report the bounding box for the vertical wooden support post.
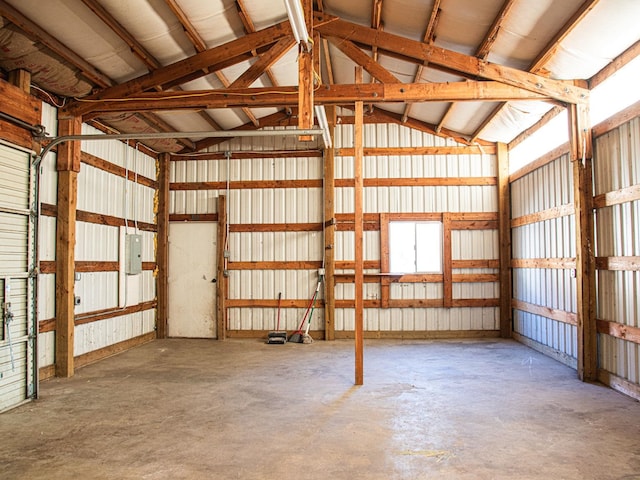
[354,67,364,385]
[323,106,336,340]
[379,213,390,308]
[55,116,81,378]
[8,69,31,93]
[297,0,313,142]
[217,195,227,340]
[497,142,512,338]
[155,153,170,339]
[442,213,452,308]
[568,102,597,381]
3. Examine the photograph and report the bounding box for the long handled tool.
[289,277,322,343]
[267,292,287,344]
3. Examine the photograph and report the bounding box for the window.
[388,221,442,273]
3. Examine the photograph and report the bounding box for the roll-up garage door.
[0,143,37,412]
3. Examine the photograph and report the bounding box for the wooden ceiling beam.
[435,102,456,133]
[475,0,517,61]
[472,0,599,142]
[529,0,601,74]
[67,20,301,116]
[229,37,296,88]
[81,0,160,71]
[0,0,112,87]
[75,81,549,115]
[316,16,588,104]
[401,0,441,123]
[328,38,400,84]
[165,0,259,127]
[139,112,195,150]
[235,0,281,88]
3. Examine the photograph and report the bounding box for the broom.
[289,279,321,343]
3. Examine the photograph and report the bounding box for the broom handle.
[276,292,282,330]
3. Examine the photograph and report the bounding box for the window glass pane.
[389,222,416,272]
[416,222,442,273]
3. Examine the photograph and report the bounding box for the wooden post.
[8,69,31,93]
[380,213,390,308]
[568,103,597,381]
[297,0,313,142]
[217,195,227,340]
[354,67,364,385]
[323,106,336,340]
[55,116,81,378]
[155,152,170,339]
[497,142,512,338]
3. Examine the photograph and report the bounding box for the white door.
[168,223,217,338]
[0,143,37,412]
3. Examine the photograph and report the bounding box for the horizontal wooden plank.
[336,260,381,270]
[39,300,157,332]
[451,220,498,230]
[512,298,577,326]
[335,177,497,187]
[596,319,640,344]
[334,330,501,340]
[170,213,218,222]
[40,203,157,232]
[228,261,322,270]
[593,99,640,139]
[452,259,499,269]
[82,151,157,189]
[334,273,498,283]
[171,179,322,190]
[75,300,157,326]
[593,184,640,209]
[509,143,570,183]
[597,369,640,402]
[40,261,155,274]
[595,256,640,271]
[511,258,576,269]
[226,299,325,308]
[230,223,323,232]
[0,78,41,126]
[511,203,575,228]
[335,298,499,308]
[453,273,499,283]
[337,222,380,231]
[335,213,380,223]
[336,146,496,156]
[512,332,577,369]
[335,274,385,283]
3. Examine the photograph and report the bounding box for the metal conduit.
[0,111,47,137]
[34,128,324,166]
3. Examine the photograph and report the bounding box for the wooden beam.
[171,179,322,191]
[595,256,640,271]
[512,299,577,326]
[511,203,575,228]
[508,105,565,150]
[568,102,596,382]
[217,195,227,340]
[323,105,336,340]
[229,37,296,88]
[401,0,441,122]
[511,258,576,269]
[75,81,550,114]
[66,20,300,116]
[228,261,322,270]
[497,143,512,338]
[509,142,570,183]
[476,0,517,60]
[529,0,602,74]
[297,0,314,141]
[354,67,364,386]
[328,38,401,84]
[0,0,112,88]
[315,17,588,104]
[55,116,81,378]
[156,153,170,339]
[336,145,495,155]
[590,39,640,89]
[80,0,160,71]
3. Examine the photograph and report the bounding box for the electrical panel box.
[125,234,142,275]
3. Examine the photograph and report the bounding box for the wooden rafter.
[315,17,588,105]
[437,0,516,135]
[328,38,400,84]
[401,0,441,123]
[79,0,203,148]
[229,37,296,88]
[67,81,549,115]
[472,0,600,141]
[0,0,112,87]
[435,102,457,133]
[166,0,271,128]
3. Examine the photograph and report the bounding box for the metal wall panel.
[593,116,640,388]
[511,154,577,360]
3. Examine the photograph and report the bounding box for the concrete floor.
[1,339,640,480]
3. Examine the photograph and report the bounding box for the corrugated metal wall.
[510,155,577,364]
[593,116,640,390]
[170,124,499,336]
[37,106,157,371]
